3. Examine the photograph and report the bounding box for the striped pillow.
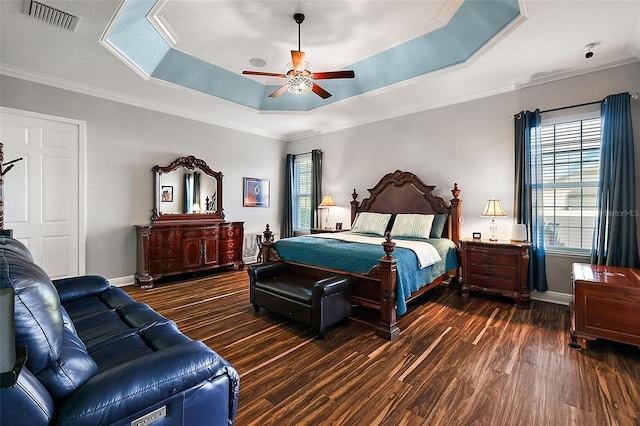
[391,214,435,239]
[351,212,392,236]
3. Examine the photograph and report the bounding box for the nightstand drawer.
[466,263,518,280]
[466,250,519,267]
[467,273,520,291]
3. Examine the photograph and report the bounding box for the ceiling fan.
[242,13,355,99]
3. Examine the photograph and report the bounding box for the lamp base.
[489,219,498,242]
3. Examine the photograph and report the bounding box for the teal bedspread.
[273,235,458,315]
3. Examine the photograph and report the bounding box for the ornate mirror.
[152,156,224,221]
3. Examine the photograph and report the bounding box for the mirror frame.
[151,155,224,222]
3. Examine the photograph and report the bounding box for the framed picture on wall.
[243,177,269,207]
[161,185,173,202]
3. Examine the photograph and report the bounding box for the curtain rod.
[290,149,322,157]
[517,92,639,117]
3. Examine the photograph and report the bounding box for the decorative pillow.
[391,214,435,239]
[351,212,392,236]
[430,214,448,238]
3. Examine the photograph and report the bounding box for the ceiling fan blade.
[268,84,289,98]
[243,71,286,78]
[312,70,355,80]
[291,50,306,71]
[312,83,332,99]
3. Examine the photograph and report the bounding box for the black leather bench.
[248,262,353,339]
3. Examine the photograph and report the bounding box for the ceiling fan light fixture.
[287,75,313,95]
[286,61,313,95]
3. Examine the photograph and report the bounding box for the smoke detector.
[23,0,79,31]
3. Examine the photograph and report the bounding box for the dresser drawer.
[150,230,182,246]
[220,225,242,239]
[150,259,183,274]
[219,250,242,263]
[150,245,182,261]
[183,228,219,239]
[219,238,242,253]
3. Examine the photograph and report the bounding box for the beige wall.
[287,62,640,297]
[0,75,285,280]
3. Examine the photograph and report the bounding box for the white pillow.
[391,214,435,239]
[351,212,392,236]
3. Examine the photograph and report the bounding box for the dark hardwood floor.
[124,269,640,426]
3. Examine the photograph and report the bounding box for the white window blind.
[539,116,601,251]
[293,154,312,231]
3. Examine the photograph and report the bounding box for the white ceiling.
[1,0,639,141]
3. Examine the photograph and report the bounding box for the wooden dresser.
[135,220,244,289]
[570,263,640,349]
[460,238,531,308]
[134,155,246,288]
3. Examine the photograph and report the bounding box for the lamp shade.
[481,199,507,217]
[318,194,336,208]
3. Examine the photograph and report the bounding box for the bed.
[259,170,462,340]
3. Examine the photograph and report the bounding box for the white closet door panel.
[1,109,82,279]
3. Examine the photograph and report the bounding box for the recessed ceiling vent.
[23,0,79,31]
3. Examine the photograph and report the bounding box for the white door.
[1,108,85,278]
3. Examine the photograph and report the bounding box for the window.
[539,115,601,252]
[293,154,312,232]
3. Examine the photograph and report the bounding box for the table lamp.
[481,199,506,241]
[318,194,336,229]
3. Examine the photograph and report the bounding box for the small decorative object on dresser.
[460,238,531,308]
[569,263,640,350]
[135,156,244,289]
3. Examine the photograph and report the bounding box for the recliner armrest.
[247,261,288,284]
[57,341,239,425]
[53,275,111,303]
[314,275,352,298]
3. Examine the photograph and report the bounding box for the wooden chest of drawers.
[460,239,531,308]
[135,221,244,288]
[570,263,640,349]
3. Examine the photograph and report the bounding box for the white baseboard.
[530,290,572,306]
[108,275,136,288]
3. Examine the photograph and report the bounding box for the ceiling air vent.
[23,0,79,31]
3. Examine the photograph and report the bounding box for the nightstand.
[459,238,531,308]
[310,228,345,234]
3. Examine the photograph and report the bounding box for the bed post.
[350,189,359,225]
[377,232,400,341]
[259,224,275,264]
[450,183,462,245]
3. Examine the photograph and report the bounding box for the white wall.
[0,75,284,280]
[286,62,640,296]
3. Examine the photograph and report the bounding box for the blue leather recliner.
[0,237,239,425]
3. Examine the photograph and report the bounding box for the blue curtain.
[193,171,200,207]
[591,92,640,268]
[281,154,295,238]
[183,173,192,213]
[514,109,548,292]
[311,149,323,229]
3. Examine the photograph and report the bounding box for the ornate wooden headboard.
[349,170,462,243]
